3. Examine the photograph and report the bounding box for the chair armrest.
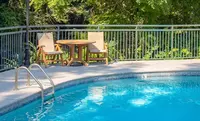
[54,44,62,51]
[54,44,62,47]
[104,43,108,51]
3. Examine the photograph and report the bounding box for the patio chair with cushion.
[86,32,108,65]
[36,32,64,67]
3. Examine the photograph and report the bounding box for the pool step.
[44,90,54,97]
[44,92,54,101]
[43,88,55,101]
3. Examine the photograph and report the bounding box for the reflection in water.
[142,87,172,95]
[88,86,106,105]
[130,98,151,107]
[74,86,106,111]
[109,90,127,96]
[130,86,173,107]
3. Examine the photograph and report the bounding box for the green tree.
[0,0,25,27]
[30,0,88,24]
[87,0,171,24]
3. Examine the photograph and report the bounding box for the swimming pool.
[1,75,200,121]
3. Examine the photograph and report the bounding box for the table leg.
[78,45,88,66]
[67,45,75,66]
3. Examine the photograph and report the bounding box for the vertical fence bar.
[5,35,7,69]
[193,31,198,58]
[8,34,11,68]
[12,34,14,66]
[149,31,152,59]
[125,31,127,59]
[156,31,158,59]
[149,31,151,59]
[167,29,170,59]
[171,26,174,58]
[57,26,60,40]
[2,35,4,70]
[131,31,134,59]
[174,30,177,58]
[20,28,23,65]
[120,31,122,60]
[181,31,183,58]
[189,31,191,58]
[112,31,115,60]
[153,31,156,59]
[185,30,187,58]
[193,31,195,58]
[159,31,161,59]
[128,31,131,59]
[135,26,138,60]
[130,31,135,60]
[117,31,119,60]
[197,31,199,58]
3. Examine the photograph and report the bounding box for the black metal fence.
[1,25,200,71]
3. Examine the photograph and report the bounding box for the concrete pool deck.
[1,59,200,115]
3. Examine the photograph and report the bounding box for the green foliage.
[87,0,171,24]
[181,49,191,57]
[143,45,159,60]
[108,40,125,61]
[2,0,200,26]
[3,58,19,68]
[30,0,88,24]
[0,3,24,27]
[29,41,37,63]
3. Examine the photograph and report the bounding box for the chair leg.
[60,54,64,66]
[36,53,40,64]
[97,54,100,62]
[36,51,41,65]
[105,52,108,65]
[52,55,55,64]
[86,49,89,62]
[42,54,48,68]
[57,54,59,63]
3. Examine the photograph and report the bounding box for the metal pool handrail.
[14,66,44,102]
[28,63,55,95]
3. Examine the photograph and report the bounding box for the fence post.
[57,26,60,40]
[135,26,138,61]
[24,0,30,67]
[171,26,174,58]
[19,27,23,66]
[0,35,1,71]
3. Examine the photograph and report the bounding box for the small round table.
[56,40,96,66]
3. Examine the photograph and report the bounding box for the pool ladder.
[14,63,55,104]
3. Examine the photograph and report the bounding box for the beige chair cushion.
[88,32,106,52]
[89,49,107,53]
[37,33,55,52]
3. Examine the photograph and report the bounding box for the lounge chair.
[36,32,64,67]
[86,32,108,65]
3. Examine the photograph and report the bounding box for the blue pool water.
[1,76,200,121]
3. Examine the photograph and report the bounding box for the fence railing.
[1,24,200,71]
